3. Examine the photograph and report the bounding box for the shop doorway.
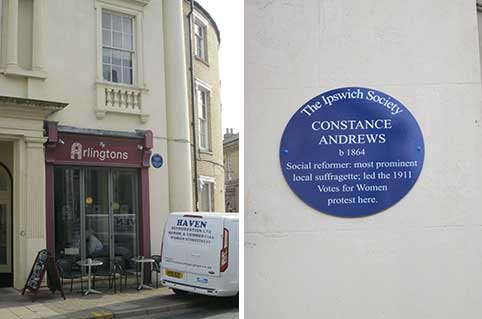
[0,164,12,287]
[54,167,139,272]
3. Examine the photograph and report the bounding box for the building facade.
[223,129,239,212]
[182,0,225,212]
[0,0,193,289]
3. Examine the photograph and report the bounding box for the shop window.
[200,177,215,212]
[54,167,139,272]
[0,174,6,192]
[54,168,81,259]
[194,19,207,62]
[197,85,210,151]
[102,11,134,85]
[0,204,6,264]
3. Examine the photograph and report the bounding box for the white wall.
[245,0,482,318]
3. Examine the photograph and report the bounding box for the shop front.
[44,122,152,274]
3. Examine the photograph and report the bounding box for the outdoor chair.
[92,256,117,290]
[57,257,84,293]
[111,256,139,291]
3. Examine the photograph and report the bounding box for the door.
[0,165,12,287]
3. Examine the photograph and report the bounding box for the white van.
[160,212,239,297]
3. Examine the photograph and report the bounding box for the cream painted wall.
[246,0,482,318]
[182,0,225,212]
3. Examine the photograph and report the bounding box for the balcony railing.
[95,82,149,122]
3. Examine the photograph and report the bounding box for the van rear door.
[163,214,223,277]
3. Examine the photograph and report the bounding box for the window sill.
[199,149,213,156]
[96,81,148,92]
[195,56,210,67]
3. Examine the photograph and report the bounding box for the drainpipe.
[188,0,200,211]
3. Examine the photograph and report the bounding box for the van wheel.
[172,288,189,295]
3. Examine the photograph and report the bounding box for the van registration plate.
[166,269,183,279]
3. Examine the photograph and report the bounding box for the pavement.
[0,279,227,319]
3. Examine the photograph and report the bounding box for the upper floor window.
[200,178,214,212]
[225,154,232,181]
[194,19,207,62]
[102,11,134,85]
[197,87,209,150]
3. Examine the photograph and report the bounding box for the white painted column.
[162,0,193,211]
[6,0,18,67]
[13,136,46,289]
[31,0,44,71]
[13,137,25,289]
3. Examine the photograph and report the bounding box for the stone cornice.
[0,95,68,119]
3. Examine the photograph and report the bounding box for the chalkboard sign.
[22,249,65,300]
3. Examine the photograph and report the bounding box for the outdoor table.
[77,258,103,296]
[131,256,155,290]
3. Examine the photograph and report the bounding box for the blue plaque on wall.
[279,87,424,218]
[151,153,163,168]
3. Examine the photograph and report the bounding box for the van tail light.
[220,228,229,272]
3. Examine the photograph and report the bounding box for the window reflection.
[54,167,138,270]
[54,168,81,258]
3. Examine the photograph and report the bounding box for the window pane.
[102,12,111,30]
[197,90,207,118]
[112,14,122,32]
[195,37,203,57]
[121,51,132,67]
[112,66,121,83]
[209,184,214,211]
[84,170,109,215]
[113,32,122,48]
[103,64,111,81]
[112,170,137,260]
[195,23,202,36]
[112,50,122,66]
[0,174,6,191]
[123,16,132,34]
[200,120,207,149]
[122,67,132,84]
[102,48,111,64]
[102,29,112,46]
[54,168,81,259]
[0,204,7,264]
[123,34,133,50]
[202,93,207,117]
[201,184,209,211]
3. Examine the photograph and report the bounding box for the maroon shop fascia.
[44,122,153,262]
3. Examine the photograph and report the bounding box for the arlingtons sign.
[279,87,424,218]
[47,132,144,167]
[70,142,129,161]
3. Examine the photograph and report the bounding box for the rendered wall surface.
[245,0,482,318]
[182,0,225,212]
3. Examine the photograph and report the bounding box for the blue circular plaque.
[151,153,163,168]
[280,87,424,218]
